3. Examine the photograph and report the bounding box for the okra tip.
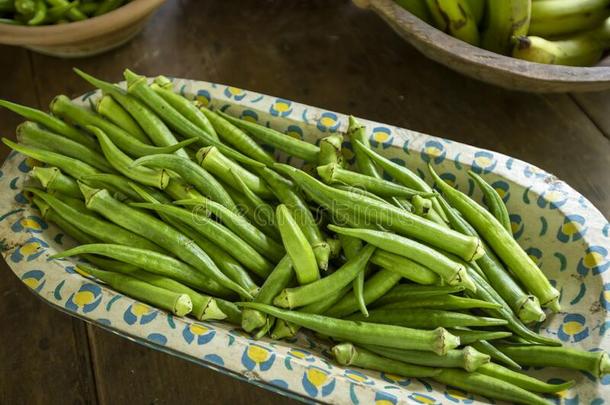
[437,327,460,356]
[49,251,69,259]
[463,346,490,372]
[272,289,293,309]
[32,195,50,217]
[174,294,193,317]
[454,268,477,293]
[202,298,227,321]
[72,68,98,85]
[547,379,576,393]
[31,166,59,188]
[2,136,17,149]
[124,68,145,87]
[195,146,214,165]
[347,115,363,132]
[331,343,357,366]
[316,163,337,183]
[312,241,331,271]
[241,309,267,333]
[77,181,101,204]
[49,94,69,111]
[517,296,547,324]
[546,297,562,313]
[0,99,18,110]
[270,319,298,340]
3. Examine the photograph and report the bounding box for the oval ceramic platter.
[1,79,609,404]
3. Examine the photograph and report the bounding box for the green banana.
[465,0,485,25]
[426,0,480,45]
[394,0,434,23]
[513,17,610,66]
[481,0,531,55]
[530,0,610,37]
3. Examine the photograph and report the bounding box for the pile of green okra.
[1,68,607,405]
[0,0,131,26]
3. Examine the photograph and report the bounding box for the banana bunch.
[393,0,610,66]
[529,0,610,37]
[514,17,610,66]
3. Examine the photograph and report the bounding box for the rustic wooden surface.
[0,1,608,404]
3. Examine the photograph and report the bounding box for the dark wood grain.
[571,91,610,140]
[1,0,609,404]
[0,46,98,405]
[87,324,296,405]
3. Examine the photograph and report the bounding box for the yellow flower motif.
[425,145,442,158]
[190,323,209,335]
[131,303,151,316]
[248,345,271,363]
[306,368,328,387]
[562,221,582,236]
[585,251,604,267]
[474,155,492,168]
[73,290,96,307]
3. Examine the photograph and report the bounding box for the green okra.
[131,202,274,279]
[325,269,402,318]
[242,255,294,333]
[217,110,320,162]
[199,106,275,165]
[31,167,81,198]
[375,295,501,311]
[329,225,475,291]
[239,302,460,355]
[174,198,284,262]
[132,153,237,212]
[74,69,188,157]
[196,146,274,199]
[370,250,439,285]
[89,127,170,189]
[430,165,560,312]
[3,138,99,180]
[275,164,482,262]
[347,308,508,328]
[97,95,148,142]
[332,343,440,378]
[124,69,263,167]
[17,122,114,173]
[273,244,375,309]
[317,163,433,199]
[151,76,219,141]
[79,183,252,299]
[50,95,196,157]
[256,166,330,270]
[276,204,319,285]
[364,344,490,372]
[77,264,192,316]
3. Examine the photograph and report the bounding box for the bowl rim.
[364,0,610,89]
[0,0,166,45]
[1,77,608,403]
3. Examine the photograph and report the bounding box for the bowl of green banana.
[0,0,165,57]
[355,0,610,93]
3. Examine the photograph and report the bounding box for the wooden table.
[1,1,608,404]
